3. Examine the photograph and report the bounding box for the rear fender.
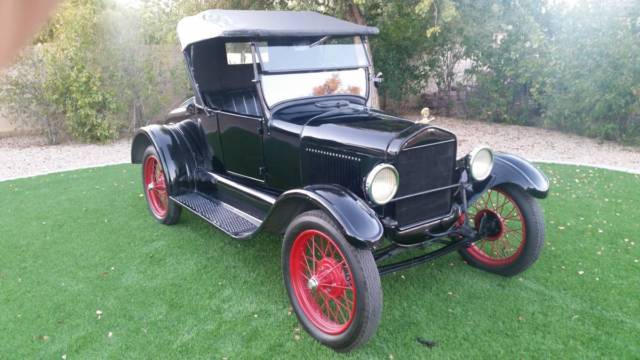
[131,120,208,195]
[262,184,384,249]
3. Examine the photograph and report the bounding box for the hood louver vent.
[302,147,363,196]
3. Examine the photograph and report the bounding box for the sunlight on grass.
[0,164,638,358]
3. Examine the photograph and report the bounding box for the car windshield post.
[361,35,374,107]
[249,40,271,119]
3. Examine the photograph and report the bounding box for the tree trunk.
[345,1,380,109]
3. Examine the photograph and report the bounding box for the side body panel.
[217,111,265,181]
[262,118,304,190]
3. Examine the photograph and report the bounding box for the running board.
[172,192,261,238]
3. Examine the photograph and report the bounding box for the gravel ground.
[421,116,640,173]
[1,116,639,181]
[0,137,130,181]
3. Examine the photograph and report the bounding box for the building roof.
[177,9,379,50]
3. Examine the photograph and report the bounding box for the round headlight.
[365,164,399,205]
[468,146,494,181]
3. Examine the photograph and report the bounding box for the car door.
[217,110,265,182]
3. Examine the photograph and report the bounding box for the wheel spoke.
[323,284,352,290]
[319,293,340,322]
[299,259,312,280]
[496,194,510,214]
[303,254,315,275]
[309,237,318,273]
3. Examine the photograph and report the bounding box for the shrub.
[540,0,640,143]
[43,0,120,143]
[0,46,65,144]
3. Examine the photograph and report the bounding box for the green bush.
[455,0,640,144]
[0,46,66,144]
[540,1,640,143]
[43,0,120,142]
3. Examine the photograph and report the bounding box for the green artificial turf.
[0,164,639,359]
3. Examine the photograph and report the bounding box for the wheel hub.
[475,209,504,241]
[307,277,319,290]
[313,257,348,298]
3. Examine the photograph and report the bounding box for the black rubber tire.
[141,145,181,225]
[282,210,382,352]
[459,184,545,277]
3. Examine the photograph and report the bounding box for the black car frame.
[131,9,549,352]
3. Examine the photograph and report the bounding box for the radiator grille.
[395,139,456,227]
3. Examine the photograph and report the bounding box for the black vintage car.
[131,9,549,352]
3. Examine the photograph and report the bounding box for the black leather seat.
[206,90,262,117]
[190,40,263,117]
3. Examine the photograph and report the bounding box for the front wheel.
[282,210,382,352]
[459,184,545,277]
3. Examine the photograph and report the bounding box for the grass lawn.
[1,164,639,359]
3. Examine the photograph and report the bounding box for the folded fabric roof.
[177,9,379,50]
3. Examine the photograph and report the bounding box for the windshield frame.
[254,36,371,74]
[250,36,372,110]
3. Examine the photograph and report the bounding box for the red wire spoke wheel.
[459,184,545,276]
[141,146,181,225]
[282,210,382,352]
[144,155,169,218]
[289,229,356,335]
[466,188,525,266]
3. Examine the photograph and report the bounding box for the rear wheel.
[459,184,544,276]
[282,210,382,352]
[142,145,181,225]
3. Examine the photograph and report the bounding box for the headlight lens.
[365,164,399,205]
[468,146,494,181]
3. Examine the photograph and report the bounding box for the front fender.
[468,153,549,203]
[262,184,384,249]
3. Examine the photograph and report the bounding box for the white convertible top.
[177,9,379,50]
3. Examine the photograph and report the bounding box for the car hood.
[299,106,427,158]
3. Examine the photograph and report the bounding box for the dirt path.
[1,116,639,181]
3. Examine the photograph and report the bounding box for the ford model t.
[131,10,549,351]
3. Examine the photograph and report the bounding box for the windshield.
[256,37,369,107]
[257,36,369,72]
[261,69,367,107]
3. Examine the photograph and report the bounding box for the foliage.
[0,46,65,144]
[43,0,119,142]
[453,0,551,125]
[2,0,639,144]
[366,1,432,105]
[541,0,640,142]
[452,0,640,143]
